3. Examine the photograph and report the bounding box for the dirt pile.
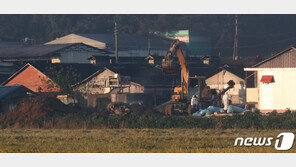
[107,102,131,115]
[0,96,75,127]
[106,102,157,116]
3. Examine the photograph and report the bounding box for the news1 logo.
[234,132,295,151]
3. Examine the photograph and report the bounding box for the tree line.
[1,14,296,57]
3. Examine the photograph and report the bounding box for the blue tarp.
[227,105,245,113]
[192,105,245,116]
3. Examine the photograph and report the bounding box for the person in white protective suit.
[191,95,198,110]
[222,91,231,112]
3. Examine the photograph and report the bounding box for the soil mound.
[0,96,75,127]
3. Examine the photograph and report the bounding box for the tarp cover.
[260,75,274,83]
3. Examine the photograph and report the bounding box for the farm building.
[1,63,102,93]
[74,67,144,108]
[245,46,296,112]
[0,43,111,64]
[74,67,144,95]
[73,64,177,109]
[1,63,60,92]
[0,85,36,112]
[205,65,246,105]
[45,33,175,58]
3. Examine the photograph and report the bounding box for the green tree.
[44,65,82,94]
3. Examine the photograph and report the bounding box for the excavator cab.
[188,76,206,100]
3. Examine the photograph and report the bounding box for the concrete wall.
[256,69,296,112]
[206,70,246,105]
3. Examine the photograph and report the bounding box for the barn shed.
[45,33,175,58]
[73,64,178,109]
[206,65,246,105]
[0,85,36,112]
[1,63,60,93]
[1,63,100,93]
[245,46,296,112]
[0,43,111,64]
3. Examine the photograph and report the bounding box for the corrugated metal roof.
[252,46,296,68]
[0,43,111,59]
[0,41,20,47]
[0,44,73,59]
[0,85,32,100]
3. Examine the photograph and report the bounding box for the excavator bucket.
[161,52,178,75]
[227,80,235,88]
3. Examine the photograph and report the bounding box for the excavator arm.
[162,40,189,98]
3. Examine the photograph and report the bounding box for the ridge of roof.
[1,63,62,87]
[72,67,108,87]
[205,65,245,79]
[76,33,174,49]
[0,43,112,59]
[252,46,296,68]
[1,63,32,85]
[2,62,103,88]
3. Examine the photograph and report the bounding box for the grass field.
[0,129,295,153]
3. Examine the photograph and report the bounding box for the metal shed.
[0,85,36,112]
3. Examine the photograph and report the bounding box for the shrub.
[2,108,296,129]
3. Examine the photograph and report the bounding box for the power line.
[114,21,118,63]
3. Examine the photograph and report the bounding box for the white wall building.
[245,47,296,113]
[206,66,246,105]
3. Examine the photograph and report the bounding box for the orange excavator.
[162,40,204,100]
[161,40,235,116]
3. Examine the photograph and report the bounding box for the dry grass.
[0,129,294,153]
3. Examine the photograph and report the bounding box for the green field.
[0,129,294,153]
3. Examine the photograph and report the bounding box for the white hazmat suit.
[222,91,231,111]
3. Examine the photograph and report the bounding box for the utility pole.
[114,21,119,63]
[233,14,238,61]
[148,33,151,55]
